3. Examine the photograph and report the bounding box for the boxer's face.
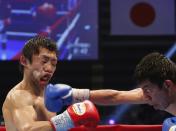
[29,47,57,88]
[141,81,170,110]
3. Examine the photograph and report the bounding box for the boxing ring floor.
[0,124,162,131]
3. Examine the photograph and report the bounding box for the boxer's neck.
[20,80,44,97]
[165,104,176,116]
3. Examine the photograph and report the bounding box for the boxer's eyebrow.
[142,84,148,88]
[39,55,49,63]
[41,54,57,61]
[142,84,150,90]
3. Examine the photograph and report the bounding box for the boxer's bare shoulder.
[3,82,55,131]
[2,83,35,131]
[4,83,34,109]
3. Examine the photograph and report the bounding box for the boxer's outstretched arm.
[89,88,149,105]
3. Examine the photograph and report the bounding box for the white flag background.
[110,0,175,35]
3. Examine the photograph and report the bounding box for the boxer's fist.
[44,84,72,112]
[162,117,176,131]
[50,100,100,131]
[67,100,100,127]
[44,83,90,112]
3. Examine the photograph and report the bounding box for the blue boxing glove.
[44,83,90,112]
[44,84,72,112]
[162,117,176,131]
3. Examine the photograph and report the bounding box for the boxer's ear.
[163,80,174,90]
[20,55,29,67]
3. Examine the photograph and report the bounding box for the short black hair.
[20,35,58,72]
[134,52,176,88]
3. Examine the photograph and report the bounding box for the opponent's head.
[134,52,176,110]
[20,35,58,87]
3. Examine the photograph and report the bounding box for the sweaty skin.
[3,83,55,131]
[3,48,57,131]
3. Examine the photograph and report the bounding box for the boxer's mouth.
[40,75,51,83]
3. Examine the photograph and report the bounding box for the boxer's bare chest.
[33,97,55,121]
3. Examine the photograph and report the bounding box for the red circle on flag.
[130,2,155,27]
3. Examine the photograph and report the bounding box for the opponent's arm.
[44,84,150,112]
[44,84,90,112]
[89,88,149,105]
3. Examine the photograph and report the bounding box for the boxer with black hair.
[2,36,100,131]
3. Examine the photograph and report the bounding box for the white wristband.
[50,111,74,131]
[72,88,90,103]
[169,125,176,131]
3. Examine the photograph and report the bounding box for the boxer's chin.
[39,76,50,87]
[39,80,48,88]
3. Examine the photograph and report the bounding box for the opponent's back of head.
[134,52,176,87]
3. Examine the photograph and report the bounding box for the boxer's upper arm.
[7,91,53,131]
[12,105,37,130]
[12,105,53,131]
[8,90,36,130]
[2,103,14,131]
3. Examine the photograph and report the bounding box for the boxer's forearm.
[89,88,148,105]
[89,89,123,105]
[19,121,53,131]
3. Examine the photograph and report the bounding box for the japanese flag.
[111,0,175,35]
